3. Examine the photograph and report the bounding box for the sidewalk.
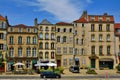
[0,69,120,76]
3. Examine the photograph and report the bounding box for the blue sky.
[0,0,120,26]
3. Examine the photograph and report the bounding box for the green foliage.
[40,68,45,73]
[47,67,53,71]
[116,64,120,71]
[86,67,97,74]
[57,67,64,74]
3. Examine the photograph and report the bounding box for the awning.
[99,58,114,61]
[32,59,37,64]
[8,61,14,65]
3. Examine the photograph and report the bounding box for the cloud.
[13,0,89,22]
[86,0,93,3]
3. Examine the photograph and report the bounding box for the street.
[0,75,120,80]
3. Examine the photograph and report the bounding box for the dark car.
[40,71,61,78]
[69,65,79,73]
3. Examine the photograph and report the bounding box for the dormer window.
[10,27,13,32]
[91,16,95,21]
[99,16,102,21]
[19,28,22,32]
[27,28,30,32]
[106,17,110,21]
[46,27,49,31]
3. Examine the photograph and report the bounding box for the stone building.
[7,24,38,71]
[56,22,74,68]
[37,19,56,66]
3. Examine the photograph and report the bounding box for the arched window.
[18,36,22,44]
[26,47,31,57]
[26,36,30,44]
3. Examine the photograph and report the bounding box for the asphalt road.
[0,75,120,80]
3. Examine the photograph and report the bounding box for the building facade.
[0,15,7,72]
[7,24,38,71]
[0,11,120,72]
[37,19,56,66]
[56,22,74,68]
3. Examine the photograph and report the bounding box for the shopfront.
[99,58,114,70]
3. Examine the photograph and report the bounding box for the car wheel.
[56,76,59,78]
[43,76,46,78]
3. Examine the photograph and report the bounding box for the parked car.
[69,65,79,73]
[40,71,61,78]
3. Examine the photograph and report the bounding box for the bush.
[57,67,64,74]
[40,68,45,73]
[116,64,120,71]
[86,67,97,74]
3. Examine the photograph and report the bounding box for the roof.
[56,22,72,25]
[88,15,114,22]
[13,24,35,28]
[40,19,52,25]
[73,18,87,23]
[114,23,120,29]
[0,15,6,21]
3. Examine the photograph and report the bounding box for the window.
[76,38,79,44]
[26,48,31,57]
[39,33,43,39]
[19,28,22,32]
[46,27,49,31]
[69,47,73,54]
[82,23,84,27]
[18,36,22,44]
[82,31,85,36]
[106,24,110,31]
[39,52,43,59]
[32,48,36,57]
[26,61,30,68]
[99,46,103,55]
[9,48,14,57]
[99,16,102,21]
[75,48,78,54]
[81,39,84,45]
[27,28,30,32]
[91,16,95,21]
[69,36,73,42]
[10,27,13,32]
[18,61,22,68]
[99,24,102,31]
[69,59,73,65]
[26,36,30,44]
[63,36,66,42]
[63,47,67,54]
[57,47,61,54]
[91,34,95,41]
[45,42,49,49]
[0,33,3,39]
[63,59,67,66]
[99,34,102,41]
[63,28,66,32]
[107,34,110,41]
[51,43,54,49]
[69,28,72,32]
[57,28,60,32]
[51,27,55,31]
[18,48,22,57]
[81,48,84,55]
[40,26,43,31]
[39,42,43,49]
[33,37,36,44]
[107,46,110,55]
[91,24,94,31]
[106,17,110,21]
[57,36,60,42]
[34,28,37,33]
[45,33,49,39]
[9,36,14,44]
[45,52,49,59]
[51,33,54,40]
[51,52,54,59]
[91,46,95,54]
[0,44,3,50]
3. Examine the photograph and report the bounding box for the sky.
[0,0,120,26]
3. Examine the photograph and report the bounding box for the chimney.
[5,16,9,27]
[104,13,108,16]
[81,10,88,19]
[34,18,38,27]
